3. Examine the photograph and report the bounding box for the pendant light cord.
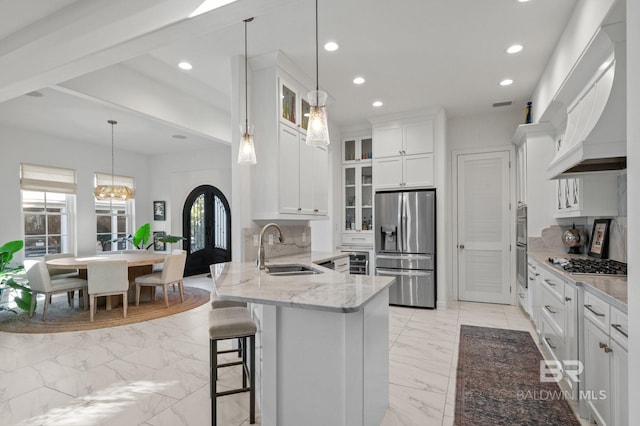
[108,120,117,186]
[315,0,319,92]
[244,19,248,131]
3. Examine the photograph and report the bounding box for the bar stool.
[211,295,247,361]
[209,307,256,426]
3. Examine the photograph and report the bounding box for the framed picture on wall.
[588,218,612,259]
[153,201,166,221]
[153,231,166,252]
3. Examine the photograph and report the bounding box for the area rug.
[455,325,580,425]
[0,286,209,333]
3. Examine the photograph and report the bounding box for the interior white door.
[457,151,511,304]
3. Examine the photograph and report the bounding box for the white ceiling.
[0,0,577,154]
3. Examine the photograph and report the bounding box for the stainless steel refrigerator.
[375,189,436,308]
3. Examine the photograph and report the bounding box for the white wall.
[627,0,639,418]
[149,144,232,249]
[446,108,522,302]
[0,124,150,258]
[447,109,522,152]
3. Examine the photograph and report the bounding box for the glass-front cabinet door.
[280,80,297,126]
[343,164,374,243]
[342,137,373,163]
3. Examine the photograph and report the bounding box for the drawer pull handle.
[584,304,605,317]
[544,279,556,287]
[545,337,556,350]
[544,305,557,314]
[519,293,525,299]
[611,324,628,338]
[565,297,571,302]
[529,277,535,281]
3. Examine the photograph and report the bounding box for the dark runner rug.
[455,325,580,426]
[0,286,209,333]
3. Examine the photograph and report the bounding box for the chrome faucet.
[257,223,285,270]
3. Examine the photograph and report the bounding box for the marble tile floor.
[0,275,590,426]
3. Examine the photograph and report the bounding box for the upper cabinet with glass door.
[343,136,373,164]
[280,78,311,134]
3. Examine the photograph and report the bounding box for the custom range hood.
[547,24,626,179]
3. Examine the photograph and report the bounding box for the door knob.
[459,244,465,249]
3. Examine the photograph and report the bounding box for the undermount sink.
[265,264,323,276]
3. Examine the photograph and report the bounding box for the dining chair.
[44,253,79,279]
[135,252,187,307]
[26,261,88,320]
[87,259,129,322]
[152,249,186,288]
[44,253,81,306]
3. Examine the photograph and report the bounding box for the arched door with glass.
[182,185,231,276]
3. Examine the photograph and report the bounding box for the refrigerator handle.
[401,193,408,252]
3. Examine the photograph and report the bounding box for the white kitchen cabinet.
[555,173,619,218]
[537,265,579,399]
[373,120,434,158]
[583,296,628,426]
[343,136,373,163]
[332,256,350,274]
[583,316,612,425]
[373,153,434,189]
[511,123,555,236]
[251,52,328,220]
[343,163,373,245]
[279,124,328,216]
[371,114,436,190]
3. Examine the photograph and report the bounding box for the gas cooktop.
[548,257,627,276]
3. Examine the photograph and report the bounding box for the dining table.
[46,252,167,309]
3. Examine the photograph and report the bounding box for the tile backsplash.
[243,225,311,262]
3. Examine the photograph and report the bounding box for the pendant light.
[93,120,134,200]
[306,0,330,147]
[238,17,257,165]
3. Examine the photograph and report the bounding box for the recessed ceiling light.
[353,77,365,85]
[506,44,523,54]
[372,101,383,107]
[499,79,514,86]
[178,62,193,70]
[172,134,187,140]
[324,41,339,52]
[517,0,530,3]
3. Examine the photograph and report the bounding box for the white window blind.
[20,163,77,194]
[95,173,135,189]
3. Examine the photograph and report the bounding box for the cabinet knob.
[398,150,403,155]
[314,209,319,212]
[459,244,465,249]
[565,296,571,302]
[297,207,302,211]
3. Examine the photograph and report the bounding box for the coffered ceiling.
[0,0,577,154]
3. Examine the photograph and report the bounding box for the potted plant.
[0,240,33,312]
[113,223,185,250]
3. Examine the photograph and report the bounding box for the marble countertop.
[528,251,627,311]
[211,252,394,313]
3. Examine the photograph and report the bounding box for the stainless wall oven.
[516,205,527,289]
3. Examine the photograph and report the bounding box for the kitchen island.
[211,257,395,426]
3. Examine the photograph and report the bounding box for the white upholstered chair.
[135,252,186,307]
[87,259,129,322]
[44,253,79,279]
[26,261,88,320]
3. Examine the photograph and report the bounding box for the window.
[20,164,77,258]
[94,173,135,252]
[96,199,133,252]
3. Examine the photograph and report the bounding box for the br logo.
[540,360,583,383]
